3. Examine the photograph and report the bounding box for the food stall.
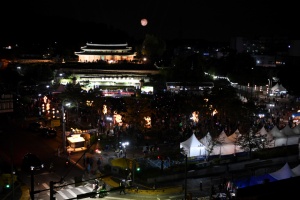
[67,134,86,152]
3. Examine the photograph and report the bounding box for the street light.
[61,101,71,154]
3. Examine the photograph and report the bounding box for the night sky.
[1,1,299,44]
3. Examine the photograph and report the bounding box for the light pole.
[62,105,66,154]
[61,101,71,154]
[30,167,35,200]
[268,79,270,96]
[184,154,187,199]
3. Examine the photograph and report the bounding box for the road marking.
[105,197,134,200]
[66,188,77,197]
[75,187,86,193]
[57,190,69,199]
[42,183,49,189]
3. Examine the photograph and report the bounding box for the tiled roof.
[81,43,132,50]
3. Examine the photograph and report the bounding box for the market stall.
[67,134,86,152]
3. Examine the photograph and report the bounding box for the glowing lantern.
[144,116,151,128]
[141,18,148,26]
[103,105,107,115]
[191,111,199,123]
[212,109,218,116]
[113,111,122,126]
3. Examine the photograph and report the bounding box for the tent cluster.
[234,162,300,188]
[180,124,300,158]
[270,83,287,95]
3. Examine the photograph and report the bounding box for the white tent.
[280,125,300,145]
[200,132,212,148]
[269,163,295,180]
[271,83,287,94]
[180,133,206,157]
[269,126,287,147]
[256,126,274,147]
[211,131,243,156]
[292,164,300,176]
[256,126,268,136]
[269,126,284,138]
[228,129,240,143]
[281,125,294,137]
[217,131,233,144]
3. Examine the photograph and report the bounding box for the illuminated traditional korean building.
[74,43,136,63]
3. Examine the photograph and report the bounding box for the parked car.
[39,127,57,138]
[21,153,44,172]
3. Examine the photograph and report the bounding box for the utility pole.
[50,181,55,200]
[10,142,15,199]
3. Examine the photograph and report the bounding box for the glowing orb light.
[141,18,148,26]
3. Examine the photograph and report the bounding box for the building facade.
[74,43,136,63]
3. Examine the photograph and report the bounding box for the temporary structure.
[180,133,206,157]
[228,129,240,143]
[200,132,212,147]
[270,83,287,95]
[269,163,295,180]
[211,131,243,156]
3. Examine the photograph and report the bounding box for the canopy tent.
[228,129,240,143]
[270,83,287,95]
[200,132,212,148]
[269,126,287,147]
[180,133,206,157]
[234,174,277,189]
[292,164,300,176]
[269,126,284,138]
[281,125,294,137]
[279,125,300,145]
[217,131,233,144]
[211,131,243,156]
[234,163,296,189]
[269,163,295,180]
[256,126,274,148]
[256,126,269,136]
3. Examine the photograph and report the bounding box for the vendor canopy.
[180,133,206,157]
[271,83,287,93]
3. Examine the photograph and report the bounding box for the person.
[97,157,101,172]
[200,181,203,191]
[119,181,126,194]
[94,179,99,191]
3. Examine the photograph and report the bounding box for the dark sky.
[1,1,299,44]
